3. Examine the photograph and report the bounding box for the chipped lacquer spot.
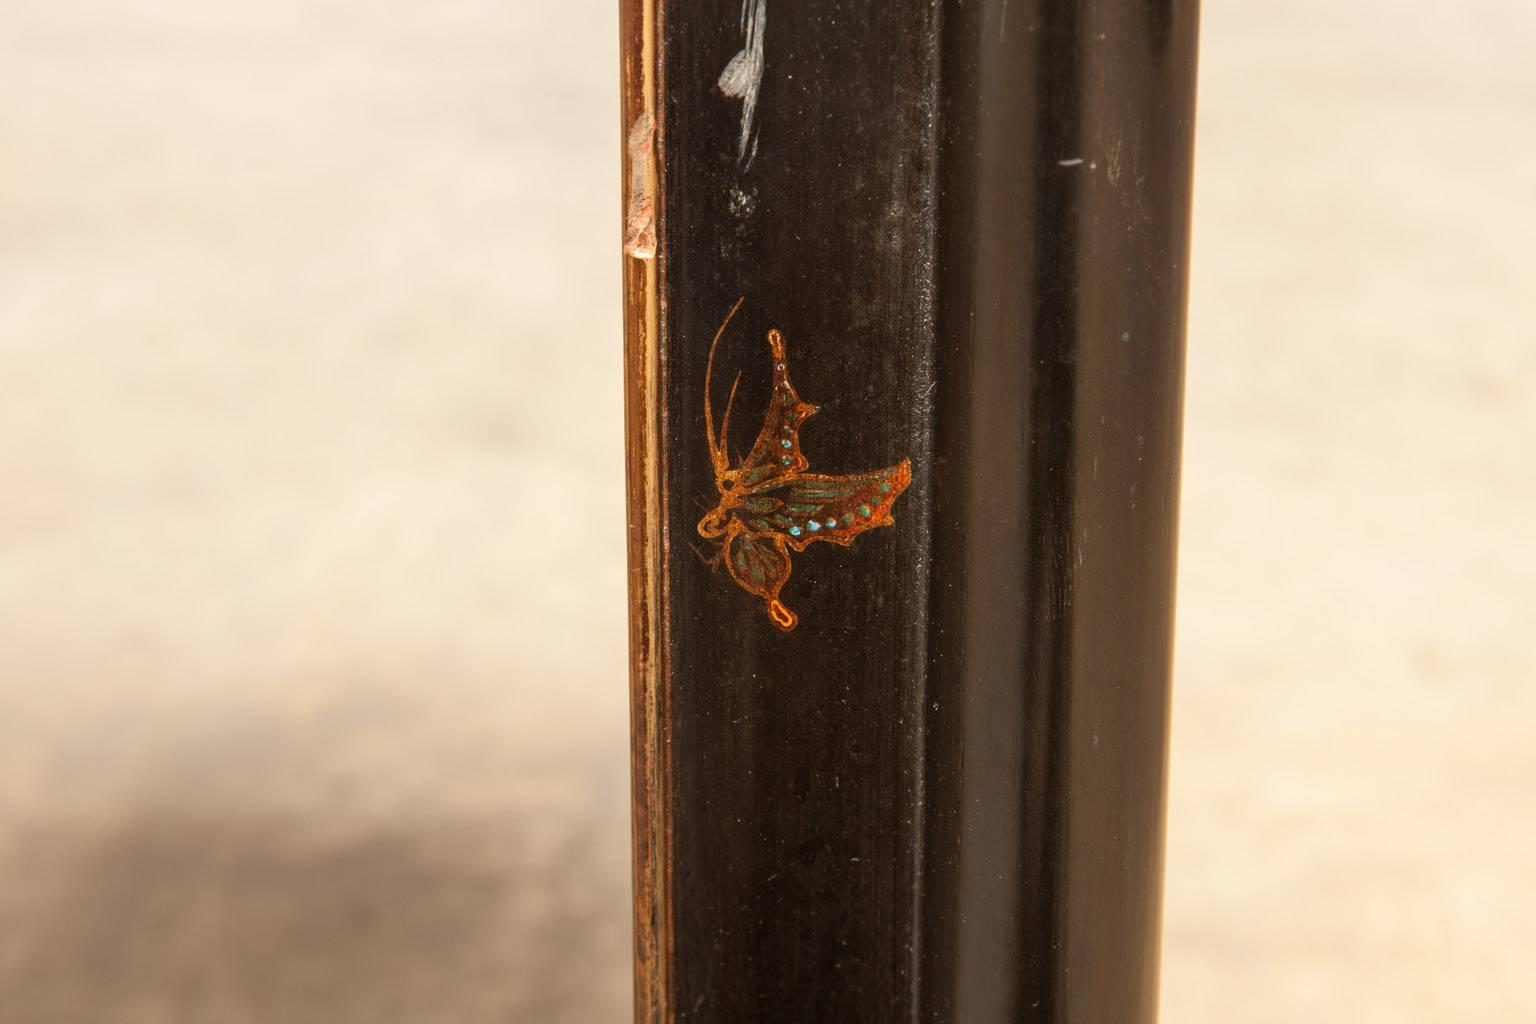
[624,110,657,259]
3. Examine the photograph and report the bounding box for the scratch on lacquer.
[718,0,766,170]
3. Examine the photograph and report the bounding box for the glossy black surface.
[651,1,1196,1020]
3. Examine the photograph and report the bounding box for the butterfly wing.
[729,329,819,490]
[724,527,798,630]
[730,459,912,552]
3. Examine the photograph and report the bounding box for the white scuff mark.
[727,185,756,219]
[623,111,656,259]
[999,0,1009,41]
[1058,157,1084,167]
[718,0,766,170]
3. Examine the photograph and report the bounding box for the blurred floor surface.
[1,2,631,1021]
[1,1,1532,1022]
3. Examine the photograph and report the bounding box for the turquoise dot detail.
[807,520,821,532]
[789,525,801,536]
[827,518,838,527]
[879,481,892,494]
[781,455,791,465]
[780,439,791,448]
[858,504,872,517]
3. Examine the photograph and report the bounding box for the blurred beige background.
[0,1,1530,1022]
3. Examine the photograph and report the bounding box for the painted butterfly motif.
[697,298,912,631]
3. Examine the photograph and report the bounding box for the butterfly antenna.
[718,371,742,458]
[705,297,746,476]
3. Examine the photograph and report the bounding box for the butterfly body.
[698,300,911,631]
